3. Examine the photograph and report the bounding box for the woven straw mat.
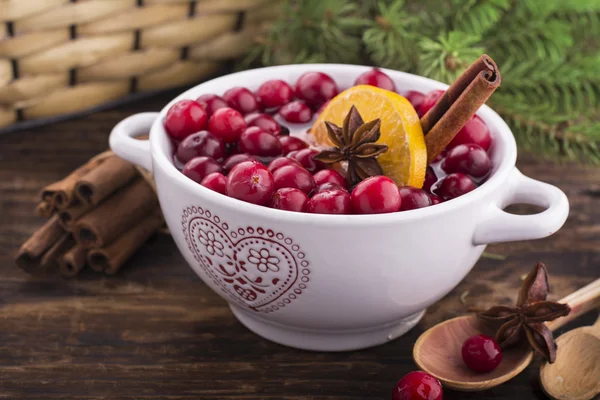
[0,0,279,132]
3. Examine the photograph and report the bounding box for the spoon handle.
[547,278,600,332]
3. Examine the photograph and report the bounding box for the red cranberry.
[286,150,300,159]
[313,169,346,187]
[271,188,308,212]
[295,72,339,107]
[429,194,442,205]
[268,156,301,172]
[462,334,503,373]
[279,136,309,154]
[182,156,222,184]
[449,115,492,151]
[423,167,438,193]
[226,161,274,206]
[437,173,477,200]
[398,186,432,211]
[256,79,294,109]
[405,90,425,113]
[208,107,247,143]
[351,176,401,214]
[354,68,396,91]
[306,189,352,214]
[393,371,443,400]
[222,87,261,114]
[279,100,313,123]
[176,130,225,163]
[431,149,447,164]
[196,94,228,116]
[291,148,325,173]
[200,172,227,195]
[245,113,281,136]
[222,153,259,173]
[272,165,316,195]
[316,100,331,115]
[239,127,283,158]
[164,99,207,141]
[311,182,347,196]
[418,90,444,116]
[442,144,492,178]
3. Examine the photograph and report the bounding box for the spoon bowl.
[413,278,600,391]
[413,315,533,391]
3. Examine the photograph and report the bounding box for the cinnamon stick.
[58,201,95,230]
[59,245,88,278]
[73,178,158,248]
[87,212,163,275]
[75,155,138,206]
[41,151,112,209]
[15,215,65,273]
[35,201,54,218]
[421,54,501,162]
[40,234,75,271]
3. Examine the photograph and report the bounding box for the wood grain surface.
[1,90,599,399]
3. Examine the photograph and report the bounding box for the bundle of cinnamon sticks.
[16,141,164,278]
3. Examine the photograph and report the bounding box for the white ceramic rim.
[149,64,517,226]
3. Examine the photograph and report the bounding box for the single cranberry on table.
[268,156,301,172]
[222,153,258,173]
[311,182,347,196]
[279,136,309,154]
[442,143,492,178]
[354,68,396,92]
[238,127,283,158]
[279,100,313,123]
[271,188,309,212]
[351,176,401,214]
[208,107,247,143]
[222,87,261,114]
[200,172,227,195]
[272,165,316,195]
[448,115,492,151]
[295,71,339,108]
[245,113,282,136]
[196,94,228,116]
[398,186,432,211]
[436,173,477,200]
[462,334,503,373]
[418,89,444,117]
[313,169,346,187]
[405,90,426,113]
[164,99,208,141]
[182,156,222,184]
[226,161,274,206]
[176,130,225,163]
[392,371,443,400]
[306,189,352,214]
[256,79,294,109]
[423,167,438,193]
[291,148,326,173]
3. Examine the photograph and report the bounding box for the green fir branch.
[240,0,600,163]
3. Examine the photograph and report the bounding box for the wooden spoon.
[539,316,600,400]
[413,278,600,391]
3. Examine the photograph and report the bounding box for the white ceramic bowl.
[109,64,569,351]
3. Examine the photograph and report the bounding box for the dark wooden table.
[1,91,599,399]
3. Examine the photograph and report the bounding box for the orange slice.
[309,85,427,188]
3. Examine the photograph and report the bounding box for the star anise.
[477,262,571,363]
[313,106,388,186]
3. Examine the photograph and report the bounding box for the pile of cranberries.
[163,69,494,215]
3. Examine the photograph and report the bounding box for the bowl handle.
[473,168,569,245]
[109,112,158,173]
